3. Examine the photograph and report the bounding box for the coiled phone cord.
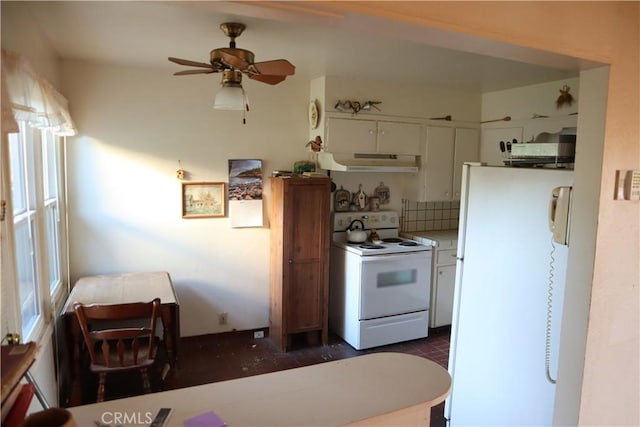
[545,236,557,385]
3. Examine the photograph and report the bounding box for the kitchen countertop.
[68,352,451,427]
[401,229,459,249]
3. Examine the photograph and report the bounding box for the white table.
[60,272,180,406]
[68,352,451,426]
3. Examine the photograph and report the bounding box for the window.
[8,121,65,340]
[42,130,62,293]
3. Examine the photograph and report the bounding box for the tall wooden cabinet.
[269,176,331,351]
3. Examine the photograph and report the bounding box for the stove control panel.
[333,211,399,231]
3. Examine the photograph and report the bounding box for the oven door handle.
[359,252,431,263]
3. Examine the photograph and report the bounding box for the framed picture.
[182,182,226,218]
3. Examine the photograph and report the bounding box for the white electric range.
[329,210,432,350]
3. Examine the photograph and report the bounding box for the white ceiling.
[23,1,583,92]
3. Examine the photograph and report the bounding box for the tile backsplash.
[401,200,460,232]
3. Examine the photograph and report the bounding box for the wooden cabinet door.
[326,118,376,153]
[377,121,422,155]
[424,126,455,200]
[283,180,330,333]
[452,128,480,199]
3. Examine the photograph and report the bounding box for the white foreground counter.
[68,352,451,426]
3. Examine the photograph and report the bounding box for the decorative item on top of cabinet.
[429,115,452,121]
[269,176,331,351]
[293,160,315,174]
[334,100,381,114]
[481,116,511,124]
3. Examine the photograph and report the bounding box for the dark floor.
[95,327,451,426]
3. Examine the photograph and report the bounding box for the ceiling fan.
[168,22,296,86]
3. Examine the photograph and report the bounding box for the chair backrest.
[73,298,161,370]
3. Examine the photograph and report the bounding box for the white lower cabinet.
[431,248,457,328]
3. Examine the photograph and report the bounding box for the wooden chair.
[73,298,161,402]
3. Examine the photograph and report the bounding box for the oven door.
[359,251,432,320]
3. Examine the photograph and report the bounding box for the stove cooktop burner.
[359,244,385,249]
[398,241,418,246]
[382,238,403,243]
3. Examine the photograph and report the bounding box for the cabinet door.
[424,126,455,200]
[326,118,377,153]
[377,121,422,155]
[452,128,480,200]
[434,264,456,327]
[285,181,330,332]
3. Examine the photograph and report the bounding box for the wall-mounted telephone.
[615,170,640,201]
[549,186,572,245]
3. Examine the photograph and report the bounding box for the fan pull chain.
[243,88,249,124]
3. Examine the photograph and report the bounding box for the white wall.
[61,64,483,336]
[61,60,310,336]
[0,2,60,87]
[480,77,579,165]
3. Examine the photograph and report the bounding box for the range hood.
[318,152,419,173]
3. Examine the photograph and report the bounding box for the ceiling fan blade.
[218,49,249,70]
[249,74,287,85]
[168,57,213,69]
[252,59,295,76]
[173,69,217,76]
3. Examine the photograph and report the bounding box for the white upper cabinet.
[424,126,455,200]
[452,128,481,199]
[325,118,377,153]
[325,117,422,155]
[408,125,480,201]
[377,121,422,155]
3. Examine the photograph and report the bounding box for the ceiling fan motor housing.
[221,70,243,86]
[210,48,254,69]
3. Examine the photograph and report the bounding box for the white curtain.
[1,49,76,336]
[1,49,76,136]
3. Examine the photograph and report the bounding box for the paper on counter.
[184,411,227,427]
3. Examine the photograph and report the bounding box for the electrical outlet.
[253,330,265,339]
[219,312,228,325]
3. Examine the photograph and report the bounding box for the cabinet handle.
[439,271,443,275]
[288,259,293,264]
[369,129,375,135]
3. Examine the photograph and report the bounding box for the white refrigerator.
[446,164,573,426]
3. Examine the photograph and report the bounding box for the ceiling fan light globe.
[214,85,248,111]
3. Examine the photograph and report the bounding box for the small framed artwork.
[182,182,226,218]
